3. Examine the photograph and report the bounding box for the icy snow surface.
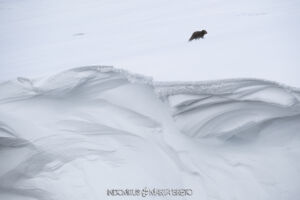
[0,66,300,200]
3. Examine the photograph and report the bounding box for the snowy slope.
[0,66,300,200]
[1,0,300,199]
[1,0,300,86]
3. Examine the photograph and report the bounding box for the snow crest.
[1,66,300,200]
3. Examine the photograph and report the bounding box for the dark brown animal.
[189,30,207,41]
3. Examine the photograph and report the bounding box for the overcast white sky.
[1,0,299,87]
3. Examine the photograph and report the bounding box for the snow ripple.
[0,66,300,200]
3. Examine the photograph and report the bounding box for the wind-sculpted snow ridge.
[0,66,300,200]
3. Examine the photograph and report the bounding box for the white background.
[1,0,299,86]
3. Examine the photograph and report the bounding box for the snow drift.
[0,66,300,200]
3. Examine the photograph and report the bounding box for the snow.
[0,0,300,86]
[1,0,300,199]
[1,66,300,200]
